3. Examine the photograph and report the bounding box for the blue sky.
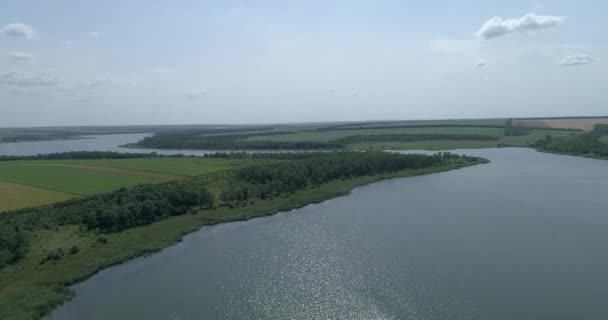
[0,0,606,126]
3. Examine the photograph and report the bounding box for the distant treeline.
[135,130,503,151]
[0,151,173,161]
[319,124,506,131]
[136,131,342,150]
[0,151,280,161]
[0,151,482,267]
[336,134,498,144]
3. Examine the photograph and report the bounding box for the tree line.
[535,132,608,157]
[135,130,503,151]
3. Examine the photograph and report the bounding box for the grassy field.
[0,159,486,320]
[0,157,261,211]
[14,158,257,177]
[0,181,75,212]
[245,126,505,142]
[349,129,575,150]
[327,118,507,129]
[0,163,167,196]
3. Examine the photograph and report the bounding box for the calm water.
[46,148,608,320]
[0,133,224,156]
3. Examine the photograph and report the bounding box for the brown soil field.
[512,118,608,131]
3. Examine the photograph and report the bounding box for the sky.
[0,0,606,127]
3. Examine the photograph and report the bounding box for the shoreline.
[23,158,489,320]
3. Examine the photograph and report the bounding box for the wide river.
[35,143,608,319]
[0,133,224,156]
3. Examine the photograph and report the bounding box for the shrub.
[69,244,80,255]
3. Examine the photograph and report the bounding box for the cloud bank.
[0,23,36,39]
[9,51,35,61]
[0,70,59,87]
[560,54,595,66]
[185,91,207,99]
[476,13,564,39]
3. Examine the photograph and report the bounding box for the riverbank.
[0,157,487,320]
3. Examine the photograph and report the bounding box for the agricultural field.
[0,181,75,212]
[326,118,507,130]
[348,129,575,150]
[14,158,255,177]
[512,117,608,131]
[244,126,505,143]
[0,157,257,212]
[0,164,167,196]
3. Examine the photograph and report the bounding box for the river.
[0,133,223,156]
[44,147,608,320]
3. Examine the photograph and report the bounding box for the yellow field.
[513,117,608,131]
[0,181,75,212]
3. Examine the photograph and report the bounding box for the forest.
[534,127,608,158]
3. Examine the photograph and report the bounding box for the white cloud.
[476,13,564,39]
[0,70,59,87]
[560,54,595,66]
[185,91,207,99]
[9,51,35,61]
[88,31,101,37]
[476,60,487,68]
[0,23,36,39]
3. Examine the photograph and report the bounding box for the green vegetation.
[535,132,608,159]
[0,152,487,319]
[131,120,509,151]
[129,119,588,152]
[594,124,608,134]
[245,126,505,142]
[0,163,167,196]
[14,158,256,177]
[0,152,265,212]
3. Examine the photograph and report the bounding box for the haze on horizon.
[0,0,606,127]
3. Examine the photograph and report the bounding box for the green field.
[0,157,260,212]
[15,158,256,177]
[0,181,75,212]
[349,129,575,150]
[600,135,608,144]
[0,157,266,211]
[245,126,505,143]
[327,118,507,129]
[0,163,167,196]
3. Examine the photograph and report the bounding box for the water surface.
[0,133,229,157]
[47,148,608,319]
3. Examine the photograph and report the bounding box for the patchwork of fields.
[512,117,608,131]
[245,126,506,142]
[0,157,256,212]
